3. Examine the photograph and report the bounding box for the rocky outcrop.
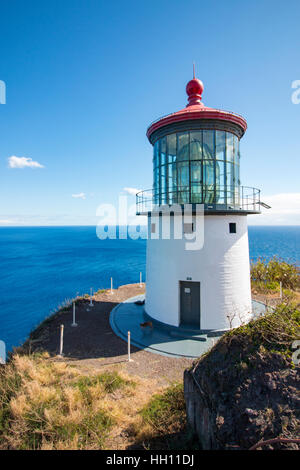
[184,320,300,450]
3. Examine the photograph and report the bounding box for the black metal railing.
[136,186,261,214]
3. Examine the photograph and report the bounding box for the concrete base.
[110,295,267,359]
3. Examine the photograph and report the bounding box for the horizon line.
[0,224,300,228]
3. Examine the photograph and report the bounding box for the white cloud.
[8,155,44,169]
[123,187,141,196]
[72,192,86,200]
[0,219,14,224]
[249,192,300,225]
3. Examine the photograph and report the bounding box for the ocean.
[0,225,299,352]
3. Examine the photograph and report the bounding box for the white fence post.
[89,287,94,307]
[71,301,78,327]
[0,340,6,364]
[139,272,142,287]
[59,325,64,356]
[110,277,113,294]
[128,331,133,362]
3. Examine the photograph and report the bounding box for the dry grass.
[0,353,135,450]
[0,352,193,450]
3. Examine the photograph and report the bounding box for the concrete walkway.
[110,295,267,359]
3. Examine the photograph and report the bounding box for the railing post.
[71,301,78,327]
[59,325,64,356]
[241,186,244,209]
[128,331,133,362]
[89,287,94,307]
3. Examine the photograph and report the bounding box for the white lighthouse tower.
[137,76,261,333]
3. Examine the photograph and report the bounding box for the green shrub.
[251,257,299,291]
[226,303,300,359]
[74,371,133,394]
[140,383,185,434]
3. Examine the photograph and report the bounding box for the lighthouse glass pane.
[153,141,159,169]
[167,134,176,163]
[177,133,189,161]
[203,159,215,203]
[167,163,176,203]
[160,137,167,166]
[190,131,202,160]
[154,166,159,204]
[216,131,226,161]
[233,135,239,165]
[203,131,214,159]
[226,133,234,162]
[227,162,234,204]
[177,162,189,203]
[216,160,225,203]
[161,164,166,203]
[191,161,201,183]
[191,160,202,203]
[234,161,240,185]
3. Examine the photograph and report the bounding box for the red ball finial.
[186,78,204,106]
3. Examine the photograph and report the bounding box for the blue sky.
[0,0,299,226]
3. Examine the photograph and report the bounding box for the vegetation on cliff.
[189,301,300,449]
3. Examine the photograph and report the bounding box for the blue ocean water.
[0,226,299,352]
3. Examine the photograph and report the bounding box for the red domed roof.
[186,78,204,106]
[147,77,247,142]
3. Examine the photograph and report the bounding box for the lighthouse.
[136,76,261,333]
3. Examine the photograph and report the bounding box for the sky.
[0,0,299,226]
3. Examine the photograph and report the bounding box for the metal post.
[71,301,78,327]
[110,277,113,294]
[59,325,64,356]
[242,186,244,209]
[89,287,94,307]
[128,331,133,362]
[139,272,142,287]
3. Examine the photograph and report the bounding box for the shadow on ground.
[27,298,141,360]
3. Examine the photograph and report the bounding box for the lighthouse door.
[179,281,200,329]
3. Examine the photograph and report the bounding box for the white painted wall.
[145,214,252,331]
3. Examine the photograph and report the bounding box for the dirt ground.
[28,283,192,386]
